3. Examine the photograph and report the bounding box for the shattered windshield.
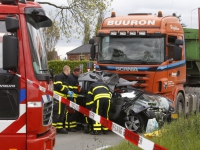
[98,36,164,64]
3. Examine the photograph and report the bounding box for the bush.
[48,60,92,75]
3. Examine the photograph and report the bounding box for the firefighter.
[86,79,112,135]
[64,67,82,132]
[52,65,74,134]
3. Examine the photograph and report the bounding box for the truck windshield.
[26,15,48,74]
[99,36,164,64]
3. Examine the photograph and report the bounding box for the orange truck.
[0,0,56,149]
[89,9,200,115]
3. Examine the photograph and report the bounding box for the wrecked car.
[78,71,174,133]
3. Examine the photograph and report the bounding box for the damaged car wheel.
[124,114,145,133]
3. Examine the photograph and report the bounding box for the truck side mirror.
[175,39,183,45]
[5,16,19,32]
[89,38,96,60]
[89,38,94,44]
[90,45,96,61]
[173,45,182,61]
[3,35,18,71]
[25,8,52,28]
[3,16,19,71]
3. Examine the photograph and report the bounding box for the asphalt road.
[54,129,125,150]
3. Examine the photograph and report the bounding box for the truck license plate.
[171,113,178,119]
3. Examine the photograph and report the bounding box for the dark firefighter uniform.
[86,80,111,134]
[52,72,69,132]
[64,72,80,131]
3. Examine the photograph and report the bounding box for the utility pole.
[191,8,198,28]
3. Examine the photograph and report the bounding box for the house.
[66,43,91,61]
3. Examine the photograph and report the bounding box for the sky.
[37,0,200,59]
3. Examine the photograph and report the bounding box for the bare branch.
[38,2,71,9]
[37,0,113,41]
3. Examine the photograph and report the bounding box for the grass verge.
[106,113,200,150]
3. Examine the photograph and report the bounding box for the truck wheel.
[175,92,184,115]
[124,114,145,133]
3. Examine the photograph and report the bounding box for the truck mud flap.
[193,88,200,112]
[184,87,200,112]
[188,94,198,113]
[197,96,200,112]
[184,94,190,115]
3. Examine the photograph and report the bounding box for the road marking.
[94,145,112,150]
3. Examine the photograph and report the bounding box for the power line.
[169,0,174,15]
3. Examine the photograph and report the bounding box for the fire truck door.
[0,19,26,150]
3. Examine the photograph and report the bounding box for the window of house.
[79,55,85,60]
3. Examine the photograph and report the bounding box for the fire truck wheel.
[176,92,184,115]
[124,113,145,133]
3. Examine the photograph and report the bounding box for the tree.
[47,48,58,61]
[82,19,91,45]
[94,10,106,36]
[28,0,113,41]
[41,12,60,60]
[172,13,187,27]
[82,6,110,44]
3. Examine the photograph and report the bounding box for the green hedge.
[48,60,93,75]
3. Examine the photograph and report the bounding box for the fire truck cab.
[0,0,56,149]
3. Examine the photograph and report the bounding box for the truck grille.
[43,100,53,126]
[120,74,150,89]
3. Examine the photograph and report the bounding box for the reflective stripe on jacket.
[53,72,69,97]
[86,82,111,105]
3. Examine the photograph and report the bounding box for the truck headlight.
[138,31,147,35]
[119,31,127,36]
[129,31,137,35]
[110,31,118,35]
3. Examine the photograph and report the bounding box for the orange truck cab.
[89,9,200,115]
[0,0,56,149]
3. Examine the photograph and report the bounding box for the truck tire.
[175,92,185,115]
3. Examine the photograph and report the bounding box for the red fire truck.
[0,0,56,149]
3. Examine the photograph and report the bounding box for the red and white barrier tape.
[13,71,167,150]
